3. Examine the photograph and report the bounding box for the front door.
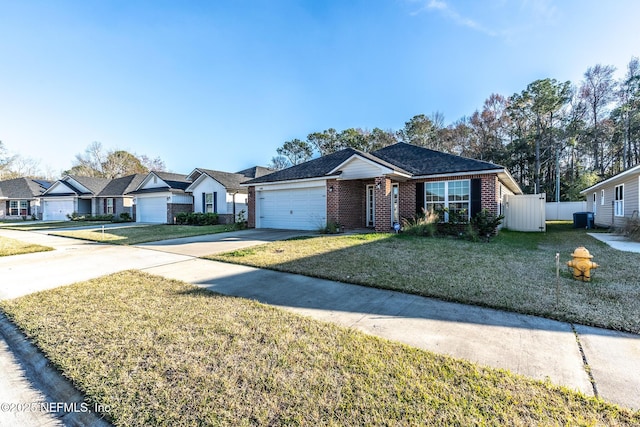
[366,184,375,227]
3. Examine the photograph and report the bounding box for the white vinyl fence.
[545,201,587,221]
[504,193,546,232]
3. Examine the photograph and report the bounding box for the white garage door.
[258,186,326,230]
[136,196,167,223]
[43,199,74,221]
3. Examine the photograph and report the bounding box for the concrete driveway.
[136,228,315,257]
[0,227,638,422]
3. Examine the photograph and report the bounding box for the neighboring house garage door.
[136,196,167,223]
[42,199,74,221]
[258,186,326,230]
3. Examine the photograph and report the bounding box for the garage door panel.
[258,187,326,230]
[137,197,167,223]
[43,200,74,221]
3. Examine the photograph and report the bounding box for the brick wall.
[168,203,193,224]
[374,177,391,232]
[327,179,366,229]
[398,181,415,224]
[481,175,499,215]
[326,179,339,225]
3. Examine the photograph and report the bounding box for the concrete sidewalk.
[0,228,638,426]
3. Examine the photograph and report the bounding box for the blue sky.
[1,0,638,176]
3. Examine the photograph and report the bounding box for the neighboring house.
[95,174,146,220]
[581,164,640,228]
[243,142,522,232]
[185,166,273,224]
[40,176,111,221]
[0,178,51,219]
[129,172,193,223]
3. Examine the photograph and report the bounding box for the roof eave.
[242,175,341,187]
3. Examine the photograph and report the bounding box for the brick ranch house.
[242,142,522,232]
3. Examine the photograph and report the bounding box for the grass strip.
[50,224,235,245]
[208,224,640,333]
[0,236,53,256]
[1,270,637,426]
[2,221,110,231]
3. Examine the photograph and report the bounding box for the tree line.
[0,141,166,180]
[271,57,640,201]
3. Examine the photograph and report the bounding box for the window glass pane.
[425,182,445,202]
[448,181,469,202]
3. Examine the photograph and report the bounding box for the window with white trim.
[9,200,28,216]
[593,193,597,215]
[205,193,214,213]
[614,184,624,217]
[106,198,114,214]
[425,180,470,222]
[600,189,605,206]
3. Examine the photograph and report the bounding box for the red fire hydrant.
[566,246,599,282]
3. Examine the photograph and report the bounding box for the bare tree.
[579,64,617,175]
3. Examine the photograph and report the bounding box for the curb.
[0,314,112,427]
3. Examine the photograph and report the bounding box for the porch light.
[329,186,334,192]
[376,183,381,189]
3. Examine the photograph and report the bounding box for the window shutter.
[5,201,9,213]
[202,193,206,213]
[470,178,482,217]
[213,192,218,213]
[415,183,424,215]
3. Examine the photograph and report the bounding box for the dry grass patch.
[0,270,637,426]
[51,224,233,245]
[209,225,640,333]
[0,235,53,256]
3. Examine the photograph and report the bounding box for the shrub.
[175,212,218,226]
[67,212,114,222]
[321,221,342,234]
[621,213,640,242]
[470,209,504,242]
[401,208,438,237]
[119,212,132,222]
[235,210,247,230]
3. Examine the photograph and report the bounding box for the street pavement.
[0,227,638,426]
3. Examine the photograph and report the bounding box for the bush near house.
[67,212,114,222]
[175,212,219,226]
[401,208,503,241]
[620,214,640,242]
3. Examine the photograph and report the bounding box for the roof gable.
[42,180,79,196]
[133,171,190,193]
[186,169,249,193]
[244,149,361,185]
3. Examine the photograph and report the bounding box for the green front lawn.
[209,223,640,333]
[50,224,236,245]
[1,271,636,426]
[0,236,53,256]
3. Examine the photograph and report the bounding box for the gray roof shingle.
[244,143,505,185]
[98,174,146,196]
[0,178,51,199]
[371,143,503,175]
